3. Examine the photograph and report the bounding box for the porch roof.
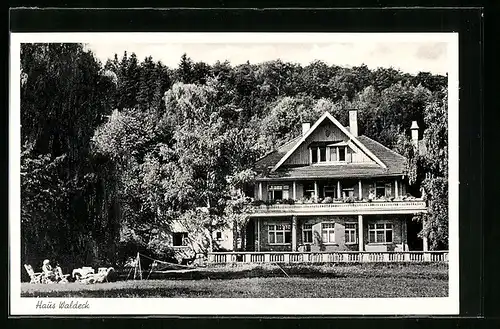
[255,164,402,181]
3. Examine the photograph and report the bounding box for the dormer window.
[319,146,327,162]
[310,146,327,164]
[338,146,346,161]
[330,146,346,162]
[329,142,351,163]
[309,141,352,164]
[311,147,318,163]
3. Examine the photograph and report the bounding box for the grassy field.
[21,263,448,298]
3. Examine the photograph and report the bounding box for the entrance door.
[407,218,423,251]
[245,219,255,251]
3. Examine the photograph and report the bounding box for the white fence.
[208,251,448,264]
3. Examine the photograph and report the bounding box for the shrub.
[251,199,265,206]
[281,198,295,205]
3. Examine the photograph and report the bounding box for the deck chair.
[55,267,70,283]
[24,264,43,284]
[72,267,95,282]
[95,267,114,283]
[80,267,114,284]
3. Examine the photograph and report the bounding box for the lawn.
[21,263,448,298]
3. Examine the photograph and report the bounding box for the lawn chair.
[55,267,70,283]
[72,267,95,282]
[95,267,114,283]
[24,264,43,284]
[78,267,114,284]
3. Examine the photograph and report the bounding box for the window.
[385,183,392,197]
[311,147,318,163]
[268,185,289,201]
[311,146,328,163]
[342,188,354,198]
[215,231,222,240]
[346,148,352,162]
[324,185,337,198]
[321,223,336,244]
[304,182,315,199]
[329,146,351,163]
[338,146,346,161]
[345,223,357,244]
[368,223,393,243]
[319,147,327,162]
[330,148,337,162]
[268,224,291,244]
[302,223,313,244]
[375,183,386,198]
[173,232,188,246]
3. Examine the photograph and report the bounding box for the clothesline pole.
[138,252,143,280]
[146,261,155,280]
[133,252,140,280]
[126,267,133,280]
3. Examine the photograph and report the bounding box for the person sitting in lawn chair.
[42,259,67,283]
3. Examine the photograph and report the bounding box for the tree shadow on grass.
[138,265,448,281]
[143,267,347,281]
[21,287,216,298]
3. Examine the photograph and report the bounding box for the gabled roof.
[254,135,407,180]
[356,135,406,174]
[254,136,301,171]
[272,112,387,171]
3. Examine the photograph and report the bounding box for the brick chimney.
[302,122,311,136]
[410,121,419,149]
[348,109,358,137]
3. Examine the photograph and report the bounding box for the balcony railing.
[208,251,448,264]
[248,200,427,216]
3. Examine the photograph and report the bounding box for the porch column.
[402,219,407,251]
[395,179,399,198]
[423,237,429,251]
[358,179,362,200]
[258,182,263,200]
[337,181,341,198]
[358,215,364,251]
[293,181,297,200]
[291,216,297,251]
[257,218,261,252]
[314,180,318,202]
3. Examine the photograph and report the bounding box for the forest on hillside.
[20,43,449,268]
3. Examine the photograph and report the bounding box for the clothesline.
[138,253,194,269]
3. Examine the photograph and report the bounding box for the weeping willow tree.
[20,43,119,270]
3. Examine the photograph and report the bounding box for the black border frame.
[7,6,486,325]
